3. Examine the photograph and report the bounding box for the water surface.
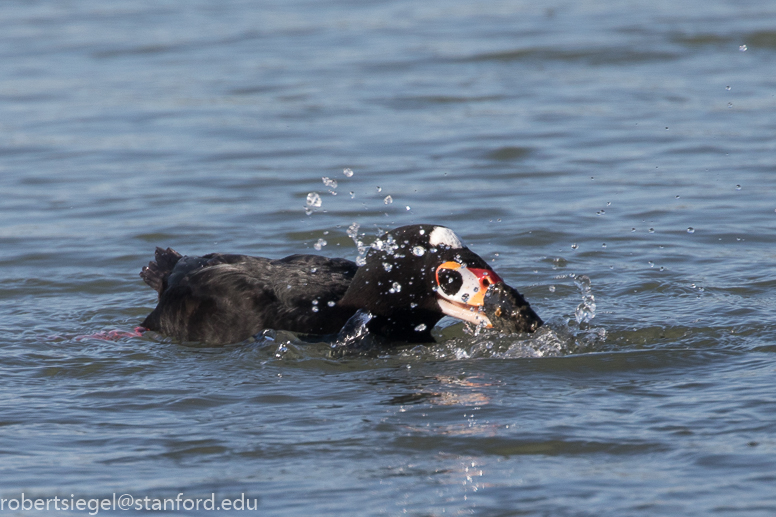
[2,0,776,515]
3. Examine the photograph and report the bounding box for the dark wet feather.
[141,252,357,344]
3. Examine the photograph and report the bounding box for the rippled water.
[2,0,776,515]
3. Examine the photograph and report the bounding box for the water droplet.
[649,228,655,233]
[349,191,355,199]
[631,228,636,232]
[312,299,318,305]
[739,44,747,52]
[384,195,393,204]
[571,243,578,249]
[461,293,470,303]
[306,192,322,208]
[382,262,393,272]
[412,245,425,256]
[376,186,382,192]
[676,195,680,199]
[687,227,695,233]
[347,222,360,240]
[343,168,354,177]
[735,184,742,190]
[313,238,327,250]
[648,261,654,267]
[405,205,411,211]
[602,243,607,248]
[327,300,336,307]
[410,302,418,308]
[356,256,366,266]
[311,306,319,312]
[665,127,669,130]
[574,275,596,324]
[388,281,401,293]
[549,285,556,292]
[311,267,317,273]
[322,177,337,189]
[728,102,733,108]
[726,85,731,91]
[414,323,427,332]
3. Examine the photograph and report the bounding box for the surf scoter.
[140,224,542,345]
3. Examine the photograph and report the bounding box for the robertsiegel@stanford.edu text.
[0,492,258,514]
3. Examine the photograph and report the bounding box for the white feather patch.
[429,227,465,249]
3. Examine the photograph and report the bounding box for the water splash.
[334,309,373,349]
[305,192,322,215]
[306,192,322,207]
[371,234,398,255]
[343,168,354,177]
[313,238,327,250]
[347,222,360,242]
[322,177,338,195]
[405,320,598,360]
[254,329,288,359]
[250,317,607,363]
[574,275,596,325]
[347,222,370,266]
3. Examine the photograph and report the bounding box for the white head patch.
[429,226,465,249]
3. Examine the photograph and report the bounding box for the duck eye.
[437,269,463,296]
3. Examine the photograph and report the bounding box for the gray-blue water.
[2,1,776,515]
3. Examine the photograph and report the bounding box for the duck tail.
[140,247,182,295]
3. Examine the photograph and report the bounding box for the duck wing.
[141,251,357,344]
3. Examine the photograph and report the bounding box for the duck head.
[337,224,542,342]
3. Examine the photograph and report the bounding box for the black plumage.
[141,251,358,344]
[140,224,542,345]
